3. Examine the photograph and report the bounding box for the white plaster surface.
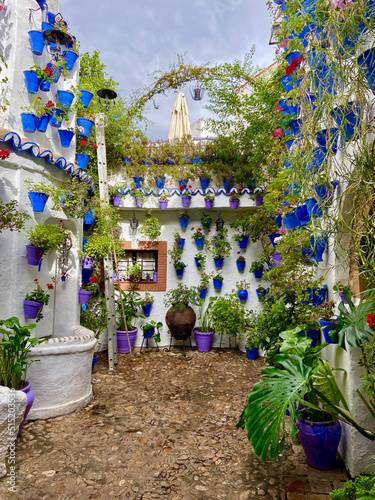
[0,386,27,478]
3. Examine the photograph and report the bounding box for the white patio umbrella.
[167,92,191,141]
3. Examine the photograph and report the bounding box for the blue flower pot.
[280,74,302,93]
[285,51,301,65]
[83,210,95,231]
[199,287,208,299]
[77,117,94,137]
[214,257,224,268]
[201,218,211,230]
[39,79,51,92]
[50,108,65,128]
[155,177,165,189]
[142,302,153,316]
[296,419,341,470]
[179,216,189,228]
[236,260,246,271]
[92,355,98,372]
[195,237,205,249]
[41,21,54,30]
[175,267,185,277]
[319,319,338,344]
[178,238,185,250]
[238,235,249,249]
[82,269,93,283]
[21,113,38,133]
[78,89,94,108]
[213,279,223,290]
[307,47,326,70]
[295,204,310,226]
[37,114,50,133]
[358,48,375,92]
[46,62,61,83]
[143,327,155,339]
[290,118,302,136]
[245,346,258,360]
[286,98,300,116]
[308,236,327,262]
[238,290,248,301]
[28,192,48,212]
[194,257,202,269]
[58,129,74,148]
[284,211,300,230]
[308,147,326,172]
[254,268,263,279]
[313,181,338,206]
[64,50,79,71]
[199,177,210,189]
[331,101,362,141]
[76,153,90,170]
[256,289,267,300]
[179,179,187,189]
[133,176,143,188]
[314,65,338,100]
[279,99,290,114]
[286,138,295,151]
[36,0,47,10]
[271,214,282,228]
[57,90,75,108]
[316,128,339,155]
[304,285,327,306]
[305,198,323,217]
[23,71,39,94]
[28,30,45,55]
[223,177,232,191]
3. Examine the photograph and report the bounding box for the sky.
[60,0,276,140]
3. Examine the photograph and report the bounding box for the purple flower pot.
[26,244,44,266]
[82,257,93,269]
[117,328,138,354]
[255,195,263,206]
[159,200,168,209]
[229,199,239,209]
[205,199,214,209]
[181,195,191,207]
[245,347,258,360]
[18,381,35,436]
[135,197,143,208]
[153,272,158,282]
[296,419,341,470]
[194,330,215,352]
[23,300,43,319]
[270,252,282,267]
[79,288,92,304]
[112,194,121,207]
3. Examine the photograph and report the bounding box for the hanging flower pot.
[236,259,246,271]
[83,210,95,231]
[285,51,301,65]
[237,289,248,301]
[26,244,44,266]
[305,198,323,217]
[82,268,93,283]
[57,90,75,108]
[21,113,38,133]
[78,288,92,304]
[268,233,280,247]
[223,177,232,191]
[112,194,121,206]
[245,347,258,360]
[156,177,165,189]
[319,319,338,344]
[255,195,263,206]
[199,177,210,189]
[280,74,302,93]
[214,257,224,268]
[179,179,187,189]
[285,138,295,151]
[256,288,267,300]
[199,287,208,299]
[24,299,43,319]
[135,197,143,208]
[76,153,90,170]
[253,267,263,279]
[37,114,51,133]
[50,108,65,128]
[308,236,327,262]
[195,236,205,249]
[213,278,223,290]
[39,79,51,92]
[205,199,214,209]
[41,21,54,30]
[142,302,153,316]
[28,192,48,212]
[295,204,310,226]
[58,129,74,148]
[78,89,94,108]
[177,238,185,250]
[159,199,168,209]
[63,50,79,71]
[200,218,211,230]
[316,128,339,155]
[23,71,39,94]
[175,266,185,277]
[28,30,45,55]
[312,181,339,206]
[229,199,239,209]
[330,101,362,141]
[133,176,143,188]
[179,216,189,228]
[36,0,47,10]
[284,211,301,230]
[181,195,191,207]
[270,252,283,267]
[77,117,94,138]
[194,257,203,269]
[238,235,249,249]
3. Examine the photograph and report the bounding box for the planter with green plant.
[204,191,215,209]
[194,251,206,270]
[229,214,253,249]
[249,258,265,279]
[191,227,205,248]
[21,96,55,133]
[142,321,163,343]
[179,209,189,229]
[26,223,69,266]
[208,292,250,346]
[24,279,54,321]
[115,287,145,353]
[163,284,200,341]
[200,213,212,230]
[193,300,215,352]
[198,272,211,299]
[108,183,123,207]
[206,227,231,268]
[235,280,250,301]
[141,290,154,316]
[139,210,161,240]
[24,179,59,213]
[159,193,169,209]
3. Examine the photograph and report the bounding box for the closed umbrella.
[168,92,191,140]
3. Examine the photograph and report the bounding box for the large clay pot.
[166,305,196,340]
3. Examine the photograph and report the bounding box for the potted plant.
[108,184,123,207]
[213,270,224,290]
[0,317,46,435]
[249,258,265,279]
[191,227,205,248]
[229,189,241,209]
[21,96,55,133]
[197,271,211,299]
[314,300,337,344]
[115,287,145,353]
[139,210,161,240]
[204,191,215,209]
[140,290,154,316]
[24,279,54,321]
[168,236,184,274]
[142,320,163,343]
[129,182,145,208]
[159,193,169,209]
[125,262,143,284]
[245,329,263,360]
[206,227,231,267]
[200,212,212,230]
[256,286,268,300]
[194,251,206,269]
[193,301,215,352]
[180,184,193,207]
[24,179,59,213]
[80,295,108,371]
[236,254,246,271]
[229,215,252,249]
[79,275,98,304]
[333,281,351,304]
[236,280,250,301]
[26,223,69,266]
[172,229,185,250]
[178,210,189,229]
[163,284,200,341]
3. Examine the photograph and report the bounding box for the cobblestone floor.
[0,349,348,499]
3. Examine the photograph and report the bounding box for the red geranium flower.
[44,66,54,77]
[93,144,98,149]
[367,314,375,331]
[188,185,192,188]
[47,284,54,290]
[80,140,87,145]
[89,276,98,283]
[191,227,194,230]
[285,65,294,75]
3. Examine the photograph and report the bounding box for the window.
[118,251,157,281]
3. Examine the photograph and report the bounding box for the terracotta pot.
[165,305,196,340]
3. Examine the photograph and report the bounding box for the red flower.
[89,276,98,283]
[230,190,235,195]
[208,230,211,233]
[44,66,54,77]
[237,251,240,254]
[239,188,243,192]
[47,284,54,290]
[34,279,38,282]
[46,100,55,109]
[0,149,10,159]
[198,228,202,231]
[80,140,87,145]
[367,314,375,330]
[37,97,42,101]
[180,186,184,191]
[93,144,98,149]
[285,65,294,75]
[188,185,192,188]
[191,227,194,230]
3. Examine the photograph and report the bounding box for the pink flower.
[0,4,7,11]
[273,128,283,138]
[277,106,283,112]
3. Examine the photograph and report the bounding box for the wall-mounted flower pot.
[255,195,263,206]
[256,288,267,300]
[23,70,39,94]
[24,300,43,319]
[238,235,249,249]
[194,330,215,352]
[331,101,362,141]
[316,128,339,155]
[41,21,54,30]
[135,197,143,208]
[179,179,187,189]
[28,191,48,212]
[76,153,90,170]
[39,79,51,92]
[175,267,185,277]
[142,302,153,316]
[358,48,375,92]
[246,346,258,360]
[201,218,211,230]
[303,92,317,111]
[50,108,65,128]
[36,114,50,133]
[236,260,246,271]
[199,177,210,189]
[36,0,47,10]
[205,199,214,209]
[223,177,232,191]
[285,51,301,65]
[286,138,295,151]
[133,176,143,188]
[307,47,326,70]
[177,238,185,250]
[199,287,208,299]
[237,290,248,301]
[312,181,339,206]
[308,236,327,262]
[286,98,300,116]
[82,268,93,283]
[78,89,94,108]
[229,199,239,209]
[77,117,94,138]
[319,319,338,344]
[284,211,300,230]
[156,177,165,189]
[57,90,75,108]
[314,65,338,100]
[83,210,95,231]
[179,216,189,228]
[290,118,303,137]
[213,278,223,290]
[214,257,224,268]
[46,62,61,83]
[303,285,327,307]
[159,200,168,209]
[305,197,323,217]
[280,74,302,93]
[26,244,44,266]
[58,129,74,148]
[194,257,202,269]
[307,147,326,173]
[112,194,121,206]
[254,268,263,279]
[181,195,191,207]
[28,30,45,55]
[270,252,283,267]
[268,233,280,247]
[153,271,158,282]
[21,113,38,133]
[64,50,79,71]
[279,99,289,114]
[79,288,92,304]
[195,237,205,249]
[295,204,310,226]
[299,328,319,348]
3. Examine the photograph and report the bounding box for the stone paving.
[0,349,348,499]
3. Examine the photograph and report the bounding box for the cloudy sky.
[60,0,276,139]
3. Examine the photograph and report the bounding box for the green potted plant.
[197,271,211,299]
[142,320,163,343]
[235,279,250,301]
[21,96,55,134]
[115,287,145,353]
[229,214,252,249]
[129,181,145,207]
[204,191,215,209]
[194,251,206,270]
[163,284,200,341]
[200,212,212,230]
[249,258,265,279]
[24,179,59,213]
[24,279,54,321]
[108,183,123,206]
[245,329,264,360]
[159,192,169,209]
[139,210,161,240]
[191,227,205,248]
[168,238,185,275]
[26,223,69,266]
[140,290,154,316]
[193,300,215,352]
[206,227,231,267]
[209,292,250,346]
[126,262,143,284]
[179,209,190,229]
